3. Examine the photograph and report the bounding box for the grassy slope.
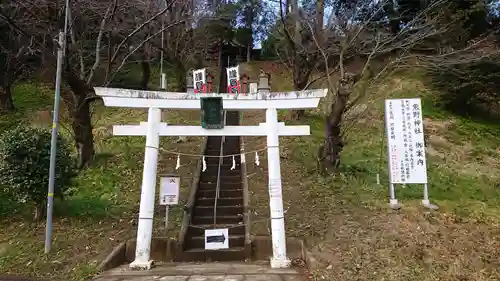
[241,62,500,281]
[1,61,499,281]
[0,73,202,280]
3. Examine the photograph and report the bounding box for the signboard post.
[159,176,180,229]
[384,98,438,210]
[205,228,229,250]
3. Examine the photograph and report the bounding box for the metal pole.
[384,100,401,210]
[160,0,166,89]
[45,0,70,254]
[165,206,169,229]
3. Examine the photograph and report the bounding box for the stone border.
[250,236,306,261]
[98,237,178,270]
[98,241,127,271]
[98,235,315,271]
[175,136,208,259]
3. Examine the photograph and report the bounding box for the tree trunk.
[140,33,151,90]
[320,109,345,172]
[34,203,46,221]
[289,72,309,120]
[315,0,325,50]
[246,44,251,62]
[0,86,15,112]
[176,62,186,91]
[72,95,95,168]
[319,76,358,172]
[64,70,95,168]
[140,60,150,90]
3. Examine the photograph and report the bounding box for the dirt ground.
[240,105,500,281]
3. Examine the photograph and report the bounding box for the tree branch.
[86,0,118,85]
[109,0,176,66]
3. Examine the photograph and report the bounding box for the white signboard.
[385,98,428,184]
[204,228,229,250]
[159,176,180,205]
[249,83,257,94]
[193,68,206,93]
[226,66,240,94]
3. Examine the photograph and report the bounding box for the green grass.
[0,65,203,280]
[0,81,143,279]
[3,61,500,280]
[242,64,500,281]
[0,83,53,133]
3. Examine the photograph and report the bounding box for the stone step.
[179,247,247,262]
[194,205,243,216]
[197,189,243,198]
[206,147,241,152]
[208,154,238,159]
[198,182,243,190]
[199,176,242,182]
[186,224,245,236]
[185,235,245,249]
[96,262,302,278]
[204,164,241,170]
[191,215,243,225]
[195,197,243,206]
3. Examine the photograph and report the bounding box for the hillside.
[1,61,500,281]
[0,74,204,280]
[242,62,500,281]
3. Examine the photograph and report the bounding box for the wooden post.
[207,73,214,93]
[186,68,194,94]
[240,74,249,95]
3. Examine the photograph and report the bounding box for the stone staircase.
[178,111,250,262]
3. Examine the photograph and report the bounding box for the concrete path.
[92,262,304,281]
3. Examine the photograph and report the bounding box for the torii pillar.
[259,72,291,268]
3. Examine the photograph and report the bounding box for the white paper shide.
[385,98,428,184]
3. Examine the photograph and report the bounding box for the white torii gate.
[94,86,327,270]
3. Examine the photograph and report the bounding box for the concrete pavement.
[92,262,304,281]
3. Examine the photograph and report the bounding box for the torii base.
[270,257,292,269]
[129,259,154,270]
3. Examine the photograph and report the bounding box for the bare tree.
[270,0,324,120]
[309,0,498,172]
[2,0,192,167]
[0,5,38,112]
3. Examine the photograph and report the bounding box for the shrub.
[0,125,76,220]
[428,57,500,118]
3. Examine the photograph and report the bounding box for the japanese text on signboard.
[193,69,207,94]
[226,66,241,94]
[384,98,427,184]
[159,176,180,205]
